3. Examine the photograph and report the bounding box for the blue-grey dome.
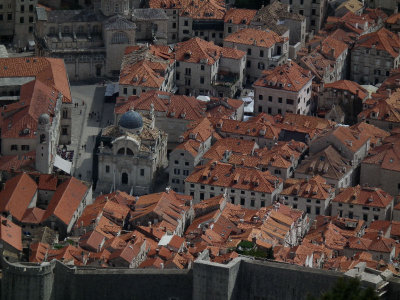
[118,110,143,130]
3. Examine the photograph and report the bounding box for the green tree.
[307,277,379,300]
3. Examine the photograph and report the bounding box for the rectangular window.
[20,17,24,23]
[190,184,194,188]
[11,145,18,151]
[29,16,33,23]
[7,14,12,21]
[0,15,3,21]
[315,207,320,215]
[183,170,189,176]
[20,5,24,12]
[200,77,204,84]
[306,206,311,213]
[286,99,294,105]
[123,87,127,95]
[173,22,176,28]
[250,199,255,207]
[174,169,180,175]
[247,49,251,55]
[184,20,188,26]
[185,68,191,75]
[363,214,368,221]
[240,198,245,205]
[278,97,282,103]
[106,165,110,173]
[201,65,205,71]
[62,127,68,135]
[140,169,145,176]
[21,145,30,151]
[268,96,272,102]
[261,201,265,207]
[200,192,205,200]
[230,196,235,204]
[260,50,264,57]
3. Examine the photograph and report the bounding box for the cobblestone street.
[69,83,116,185]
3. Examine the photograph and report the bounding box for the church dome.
[38,113,50,125]
[118,110,143,130]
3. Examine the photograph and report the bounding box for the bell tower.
[35,113,52,174]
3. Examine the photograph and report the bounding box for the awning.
[54,155,72,174]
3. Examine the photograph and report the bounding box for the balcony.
[213,71,239,87]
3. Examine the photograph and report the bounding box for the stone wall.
[3,256,400,300]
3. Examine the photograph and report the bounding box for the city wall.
[2,256,400,300]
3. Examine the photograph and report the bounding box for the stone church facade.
[34,0,168,81]
[96,107,168,195]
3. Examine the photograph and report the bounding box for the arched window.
[117,148,125,155]
[40,134,46,143]
[111,31,129,44]
[126,148,134,156]
[121,172,128,184]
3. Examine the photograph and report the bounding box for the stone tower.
[35,113,52,174]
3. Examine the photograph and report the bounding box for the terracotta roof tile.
[0,57,71,103]
[295,145,352,181]
[116,90,206,121]
[224,8,257,25]
[42,177,89,225]
[0,216,22,251]
[224,28,284,48]
[333,185,394,208]
[254,61,313,92]
[175,37,244,65]
[1,79,62,139]
[324,80,367,99]
[354,27,400,58]
[186,162,282,193]
[281,176,333,200]
[0,173,37,222]
[38,174,58,191]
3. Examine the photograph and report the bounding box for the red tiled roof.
[0,151,35,172]
[179,0,225,20]
[175,37,244,65]
[0,216,22,251]
[186,161,282,193]
[362,137,400,172]
[324,80,367,99]
[131,190,192,232]
[281,176,333,200]
[253,61,313,92]
[224,8,257,25]
[333,185,394,208]
[318,35,348,60]
[116,90,206,121]
[354,27,400,58]
[38,174,58,191]
[0,173,37,222]
[224,28,284,48]
[1,79,61,139]
[350,122,389,148]
[0,57,71,103]
[358,89,400,123]
[21,207,46,224]
[42,177,89,225]
[386,12,400,24]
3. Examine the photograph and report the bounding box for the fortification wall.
[2,256,400,300]
[52,262,193,300]
[1,259,55,300]
[237,259,342,300]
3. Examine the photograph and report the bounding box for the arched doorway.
[121,172,128,185]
